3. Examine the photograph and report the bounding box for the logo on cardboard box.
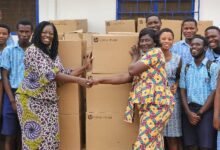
[93,37,118,43]
[88,114,113,120]
[94,37,99,43]
[139,20,144,24]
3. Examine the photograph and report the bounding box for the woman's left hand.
[170,82,178,94]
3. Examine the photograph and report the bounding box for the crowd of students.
[0,16,219,150]
[145,16,220,150]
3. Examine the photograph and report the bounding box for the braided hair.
[31,21,58,60]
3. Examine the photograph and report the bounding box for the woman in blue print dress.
[158,28,182,150]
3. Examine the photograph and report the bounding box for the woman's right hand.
[78,78,92,88]
[87,76,101,86]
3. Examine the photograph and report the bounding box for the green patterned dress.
[15,44,71,149]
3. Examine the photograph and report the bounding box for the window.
[0,0,38,33]
[116,0,200,20]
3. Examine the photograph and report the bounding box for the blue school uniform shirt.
[170,40,193,65]
[205,48,220,64]
[6,35,15,47]
[179,57,219,105]
[1,42,25,89]
[0,36,15,80]
[0,51,3,80]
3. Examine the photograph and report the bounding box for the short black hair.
[139,28,157,44]
[0,23,10,34]
[191,34,208,47]
[158,28,174,39]
[181,18,197,28]
[16,19,33,31]
[146,14,161,22]
[205,26,220,33]
[31,21,58,60]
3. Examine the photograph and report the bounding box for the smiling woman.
[90,28,174,150]
[41,25,54,46]
[14,21,92,150]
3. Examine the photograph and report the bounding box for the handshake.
[80,76,101,88]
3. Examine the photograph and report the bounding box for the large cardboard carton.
[161,19,182,42]
[137,18,146,32]
[59,114,81,150]
[58,83,81,115]
[106,20,136,33]
[64,32,82,41]
[82,33,96,51]
[58,34,64,40]
[92,34,138,74]
[86,74,131,113]
[58,40,83,68]
[86,75,131,113]
[107,32,138,35]
[86,112,139,150]
[63,32,95,54]
[197,21,213,36]
[51,19,88,34]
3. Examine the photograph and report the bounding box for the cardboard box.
[197,21,213,36]
[86,74,131,113]
[59,114,81,150]
[86,112,139,150]
[161,19,182,42]
[107,32,138,35]
[64,32,82,41]
[51,19,88,34]
[58,40,83,68]
[82,33,96,50]
[92,34,138,74]
[58,83,81,115]
[137,18,146,32]
[63,32,95,54]
[106,20,136,33]
[58,34,64,40]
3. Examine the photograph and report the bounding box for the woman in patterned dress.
[91,28,174,150]
[158,28,182,150]
[15,21,92,149]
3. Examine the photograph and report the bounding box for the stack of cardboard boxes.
[50,19,88,34]
[86,34,139,150]
[54,18,214,150]
[58,40,84,150]
[105,19,136,33]
[55,19,88,150]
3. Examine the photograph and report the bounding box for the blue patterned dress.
[163,53,182,137]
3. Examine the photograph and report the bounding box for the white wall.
[39,0,219,33]
[39,0,116,33]
[195,0,220,27]
[39,0,57,21]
